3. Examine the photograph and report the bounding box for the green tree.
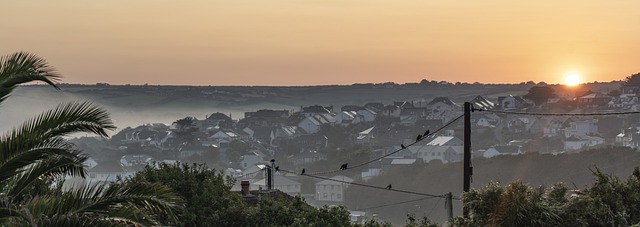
[245,195,351,226]
[623,72,640,87]
[132,162,357,226]
[131,162,246,226]
[404,213,439,227]
[172,116,199,145]
[454,167,640,227]
[0,52,182,226]
[523,86,557,106]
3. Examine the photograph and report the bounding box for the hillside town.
[63,82,640,222]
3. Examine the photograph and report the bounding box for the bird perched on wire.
[386,184,392,190]
[416,134,423,142]
[275,166,279,172]
[423,130,430,138]
[301,168,305,175]
[340,163,348,170]
[401,144,406,149]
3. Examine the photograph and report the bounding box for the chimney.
[241,180,250,196]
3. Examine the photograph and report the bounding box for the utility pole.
[463,102,472,217]
[267,160,275,190]
[446,192,453,221]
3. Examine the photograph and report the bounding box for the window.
[323,193,328,198]
[337,193,342,200]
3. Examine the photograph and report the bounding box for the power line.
[303,114,465,175]
[483,109,640,116]
[359,196,438,210]
[279,168,457,199]
[425,197,443,218]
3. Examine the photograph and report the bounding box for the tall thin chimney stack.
[241,180,250,195]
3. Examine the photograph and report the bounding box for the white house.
[356,126,375,145]
[87,161,135,184]
[412,136,464,164]
[316,175,354,202]
[564,135,604,151]
[336,111,361,125]
[240,154,264,169]
[564,119,598,138]
[209,130,240,142]
[120,154,154,166]
[297,114,335,134]
[498,95,526,110]
[483,145,524,158]
[427,97,460,113]
[356,109,377,122]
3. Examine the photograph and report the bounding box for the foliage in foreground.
[131,162,357,226]
[452,167,640,227]
[0,52,182,226]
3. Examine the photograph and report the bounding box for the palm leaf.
[23,182,182,226]
[0,140,84,182]
[0,101,114,166]
[0,52,60,105]
[5,154,87,198]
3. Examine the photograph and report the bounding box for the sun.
[564,72,581,86]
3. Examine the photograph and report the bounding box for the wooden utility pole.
[463,102,472,217]
[446,192,453,221]
[267,160,275,190]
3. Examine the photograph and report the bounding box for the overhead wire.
[302,114,465,175]
[358,196,440,210]
[483,109,640,116]
[425,197,444,218]
[278,168,458,200]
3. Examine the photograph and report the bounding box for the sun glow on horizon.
[564,72,582,86]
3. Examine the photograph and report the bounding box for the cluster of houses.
[70,85,640,220]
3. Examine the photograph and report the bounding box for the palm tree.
[0,52,182,226]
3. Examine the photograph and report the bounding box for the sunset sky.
[2,1,639,86]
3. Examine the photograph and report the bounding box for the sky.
[2,1,640,86]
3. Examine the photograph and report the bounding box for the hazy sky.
[2,1,639,86]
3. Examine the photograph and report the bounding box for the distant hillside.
[344,147,640,225]
[2,82,620,133]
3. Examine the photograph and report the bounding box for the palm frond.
[0,52,60,104]
[0,143,84,182]
[33,213,140,227]
[23,182,182,226]
[5,154,87,198]
[0,101,115,164]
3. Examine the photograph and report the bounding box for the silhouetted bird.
[270,159,275,163]
[340,163,348,170]
[416,134,423,142]
[401,144,406,149]
[386,184,392,190]
[423,130,430,137]
[301,168,306,175]
[275,166,279,172]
